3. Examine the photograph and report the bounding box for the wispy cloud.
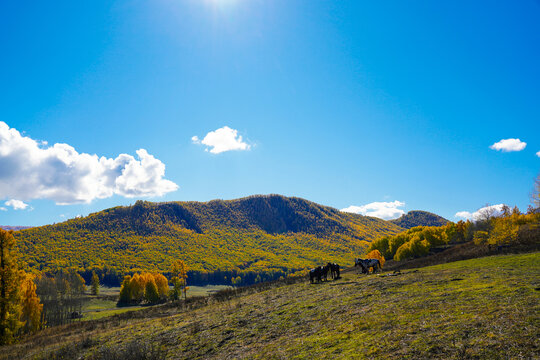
[192,126,251,154]
[454,204,505,221]
[489,138,526,152]
[341,200,406,220]
[0,122,178,205]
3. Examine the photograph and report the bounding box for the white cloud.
[454,204,505,221]
[0,122,178,205]
[5,199,29,210]
[536,151,540,158]
[192,126,251,154]
[489,138,526,152]
[341,200,406,220]
[0,207,6,211]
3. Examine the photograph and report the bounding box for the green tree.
[118,275,132,304]
[90,271,100,296]
[144,278,159,304]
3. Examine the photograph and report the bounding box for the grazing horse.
[321,264,330,281]
[354,258,368,274]
[355,258,381,274]
[309,264,331,283]
[327,263,341,279]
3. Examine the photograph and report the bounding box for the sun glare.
[205,0,240,8]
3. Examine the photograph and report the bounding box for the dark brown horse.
[327,263,341,279]
[309,264,331,283]
[355,258,381,274]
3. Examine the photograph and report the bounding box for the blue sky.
[1,0,539,226]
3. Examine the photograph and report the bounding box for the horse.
[354,258,368,274]
[321,264,330,281]
[327,263,341,279]
[309,264,331,283]
[355,258,381,274]
[309,267,322,283]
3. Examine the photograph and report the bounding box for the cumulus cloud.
[454,204,505,221]
[5,199,29,210]
[536,151,540,158]
[489,138,526,152]
[341,200,406,220]
[192,126,251,154]
[0,207,6,211]
[0,122,178,205]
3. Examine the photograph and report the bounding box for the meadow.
[82,285,232,321]
[4,252,538,359]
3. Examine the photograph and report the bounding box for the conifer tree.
[144,278,159,304]
[118,275,132,304]
[90,271,100,296]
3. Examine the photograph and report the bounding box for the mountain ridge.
[390,210,449,229]
[14,194,403,285]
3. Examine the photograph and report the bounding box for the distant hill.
[14,195,403,285]
[0,225,33,231]
[390,210,449,229]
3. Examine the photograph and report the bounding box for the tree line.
[369,205,539,261]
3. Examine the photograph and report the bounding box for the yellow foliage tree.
[153,273,169,300]
[171,260,189,300]
[0,229,43,344]
[130,274,145,302]
[0,229,24,344]
[118,272,169,304]
[21,273,43,333]
[365,249,385,268]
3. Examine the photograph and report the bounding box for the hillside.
[390,210,449,229]
[4,252,539,359]
[15,195,403,285]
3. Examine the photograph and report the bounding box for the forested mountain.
[15,195,402,285]
[390,210,449,229]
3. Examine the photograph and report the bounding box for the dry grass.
[4,252,539,359]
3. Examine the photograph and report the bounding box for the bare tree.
[476,204,500,222]
[531,174,540,209]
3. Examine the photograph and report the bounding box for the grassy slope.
[6,252,539,359]
[14,195,403,274]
